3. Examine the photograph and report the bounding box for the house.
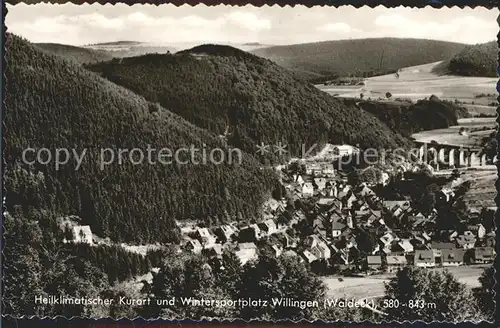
[274,232,298,249]
[292,174,305,185]
[72,226,93,245]
[440,187,455,202]
[386,255,407,272]
[258,219,278,236]
[380,232,398,247]
[414,250,435,267]
[302,183,314,197]
[305,163,320,175]
[195,228,217,249]
[357,185,375,197]
[312,218,327,238]
[441,249,465,266]
[446,230,459,242]
[431,242,455,250]
[305,235,331,259]
[331,145,359,157]
[366,255,382,271]
[271,244,284,257]
[321,163,335,177]
[202,243,223,258]
[331,221,346,238]
[392,239,414,254]
[238,224,262,242]
[473,247,495,263]
[383,200,410,213]
[314,178,327,190]
[235,243,258,265]
[341,192,357,209]
[466,224,486,239]
[184,239,203,254]
[214,225,237,243]
[302,249,318,263]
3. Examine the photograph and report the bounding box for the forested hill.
[251,38,466,82]
[35,43,114,64]
[5,34,277,244]
[86,44,409,158]
[346,96,470,137]
[446,41,497,77]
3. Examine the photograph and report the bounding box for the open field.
[317,61,497,112]
[323,264,490,300]
[461,168,497,208]
[411,117,496,148]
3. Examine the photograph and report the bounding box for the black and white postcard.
[2,3,497,324]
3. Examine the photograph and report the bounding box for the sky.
[6,4,499,46]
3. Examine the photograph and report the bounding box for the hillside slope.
[346,96,470,137]
[251,38,466,82]
[35,43,114,64]
[6,34,277,244]
[446,41,497,77]
[86,44,409,158]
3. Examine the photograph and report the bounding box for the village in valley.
[64,142,496,283]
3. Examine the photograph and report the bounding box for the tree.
[237,253,326,320]
[383,267,485,322]
[3,213,44,316]
[417,183,439,215]
[473,266,495,321]
[385,92,392,99]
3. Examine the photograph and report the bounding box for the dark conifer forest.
[5,34,277,244]
[87,44,409,158]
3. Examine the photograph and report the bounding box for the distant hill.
[86,44,409,159]
[35,43,114,64]
[85,41,177,58]
[444,41,497,77]
[6,34,277,244]
[251,38,466,82]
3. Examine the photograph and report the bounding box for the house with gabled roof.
[292,174,305,185]
[466,224,486,239]
[305,235,331,259]
[314,178,328,191]
[214,225,237,243]
[72,225,93,245]
[341,191,357,209]
[386,255,407,272]
[203,243,223,258]
[441,249,465,266]
[302,182,315,197]
[330,221,346,238]
[302,249,318,263]
[383,200,410,212]
[238,224,262,242]
[194,227,217,249]
[380,232,397,247]
[473,247,495,263]
[366,255,382,271]
[235,242,258,265]
[392,239,414,254]
[258,219,278,236]
[414,250,435,267]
